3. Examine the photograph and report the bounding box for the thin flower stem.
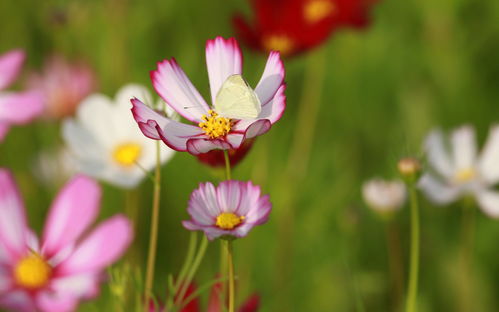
[405,184,420,312]
[144,141,162,310]
[385,220,404,311]
[173,232,198,293]
[459,202,475,312]
[226,240,235,312]
[175,236,209,307]
[223,149,232,180]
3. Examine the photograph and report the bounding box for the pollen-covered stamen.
[216,212,245,230]
[455,168,476,183]
[304,0,335,24]
[262,35,295,56]
[113,142,142,167]
[14,253,52,289]
[198,110,232,139]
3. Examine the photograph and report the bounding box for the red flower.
[233,0,377,56]
[196,138,255,168]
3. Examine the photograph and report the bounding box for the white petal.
[425,129,454,178]
[254,51,285,106]
[451,125,476,171]
[418,174,461,204]
[478,124,499,184]
[475,189,499,218]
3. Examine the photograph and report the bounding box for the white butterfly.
[214,74,261,119]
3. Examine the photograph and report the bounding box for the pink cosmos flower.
[0,50,44,141]
[27,55,96,120]
[131,36,286,155]
[0,169,133,312]
[182,181,271,240]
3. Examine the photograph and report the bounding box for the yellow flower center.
[262,35,295,56]
[455,168,476,183]
[216,212,245,230]
[113,143,142,167]
[304,0,335,24]
[198,110,232,139]
[14,253,52,289]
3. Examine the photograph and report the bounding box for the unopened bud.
[397,157,421,182]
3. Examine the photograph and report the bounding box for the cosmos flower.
[233,0,377,57]
[0,49,43,141]
[131,36,286,156]
[196,138,255,168]
[0,169,132,312]
[27,55,97,120]
[419,125,499,217]
[362,178,406,213]
[182,181,271,240]
[62,84,175,189]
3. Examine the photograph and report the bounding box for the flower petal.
[206,37,243,103]
[216,181,242,213]
[36,290,78,312]
[57,215,132,275]
[418,174,460,205]
[42,176,101,257]
[50,273,100,299]
[0,290,35,312]
[131,98,203,151]
[0,169,27,259]
[451,125,476,171]
[151,59,209,122]
[0,49,25,90]
[186,138,232,155]
[254,51,285,106]
[0,91,44,123]
[475,189,499,218]
[478,124,499,184]
[238,294,260,312]
[187,182,220,221]
[424,130,454,179]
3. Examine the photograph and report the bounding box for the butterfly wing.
[214,74,261,119]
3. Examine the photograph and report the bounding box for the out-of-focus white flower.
[62,84,175,189]
[362,178,406,212]
[32,147,77,187]
[419,124,499,218]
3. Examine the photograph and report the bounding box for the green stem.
[405,184,420,312]
[223,149,232,180]
[173,232,198,294]
[226,240,235,312]
[458,202,475,312]
[175,236,209,307]
[385,220,404,311]
[144,141,162,310]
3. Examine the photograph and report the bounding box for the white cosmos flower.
[419,124,499,218]
[362,178,406,212]
[62,84,175,189]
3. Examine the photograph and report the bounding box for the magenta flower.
[131,36,286,155]
[182,181,271,240]
[0,169,133,312]
[0,50,43,141]
[27,55,96,120]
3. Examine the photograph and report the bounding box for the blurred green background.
[1,0,499,311]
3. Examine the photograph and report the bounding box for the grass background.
[1,0,499,311]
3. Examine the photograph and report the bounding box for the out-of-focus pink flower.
[131,36,286,156]
[0,50,44,141]
[196,138,255,168]
[0,169,133,312]
[183,181,271,240]
[27,55,96,120]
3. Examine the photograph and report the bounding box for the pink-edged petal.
[131,98,204,151]
[151,59,209,122]
[424,130,454,179]
[254,51,285,106]
[188,182,220,220]
[36,291,78,312]
[243,119,271,139]
[479,124,499,184]
[475,189,499,218]
[418,174,460,204]
[0,123,9,141]
[0,290,35,312]
[186,138,232,155]
[42,176,101,257]
[451,125,476,171]
[0,169,27,259]
[57,215,132,275]
[0,50,25,90]
[0,91,44,123]
[216,181,242,213]
[206,37,243,103]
